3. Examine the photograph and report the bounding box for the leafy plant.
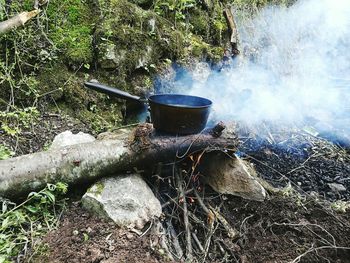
[154,0,197,25]
[0,182,68,262]
[0,145,14,160]
[0,107,39,136]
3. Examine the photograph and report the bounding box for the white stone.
[50,131,95,150]
[82,174,162,229]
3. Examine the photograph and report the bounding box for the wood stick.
[161,189,194,208]
[176,169,193,261]
[0,10,40,34]
[194,190,239,240]
[208,204,239,240]
[192,232,204,253]
[165,219,184,260]
[223,6,240,56]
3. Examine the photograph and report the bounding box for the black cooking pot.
[84,82,212,135]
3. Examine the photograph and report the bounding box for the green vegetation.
[0,145,13,160]
[0,182,68,262]
[0,0,297,136]
[47,0,96,66]
[0,107,39,137]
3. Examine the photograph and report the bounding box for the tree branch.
[0,10,40,34]
[0,123,238,199]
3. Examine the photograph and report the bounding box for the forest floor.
[3,113,350,263]
[27,195,350,263]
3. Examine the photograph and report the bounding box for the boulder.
[82,174,162,229]
[50,130,95,150]
[200,153,266,201]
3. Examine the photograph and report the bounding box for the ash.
[238,123,350,201]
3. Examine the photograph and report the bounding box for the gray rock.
[200,153,266,201]
[328,183,347,192]
[98,43,127,69]
[82,174,162,229]
[50,131,95,150]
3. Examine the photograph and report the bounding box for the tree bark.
[0,124,238,199]
[224,6,240,57]
[0,10,40,34]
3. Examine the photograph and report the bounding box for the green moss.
[37,63,123,133]
[94,0,187,91]
[232,0,295,12]
[87,181,105,196]
[47,0,96,66]
[184,36,224,63]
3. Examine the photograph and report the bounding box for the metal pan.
[84,82,212,134]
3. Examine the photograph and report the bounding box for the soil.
[1,113,93,157]
[26,202,164,263]
[221,195,350,263]
[25,194,350,263]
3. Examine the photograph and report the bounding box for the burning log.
[0,123,238,199]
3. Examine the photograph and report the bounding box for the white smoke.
[171,0,350,131]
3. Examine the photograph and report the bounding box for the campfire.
[1,0,350,262]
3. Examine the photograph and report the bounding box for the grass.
[0,182,68,262]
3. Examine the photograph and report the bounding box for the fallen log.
[0,123,238,199]
[0,10,40,34]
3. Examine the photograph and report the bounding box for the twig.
[194,189,211,214]
[289,245,350,263]
[192,232,204,253]
[287,153,318,174]
[166,219,184,260]
[271,222,336,246]
[152,221,175,261]
[202,222,218,263]
[162,188,194,208]
[139,220,153,238]
[176,169,193,261]
[194,189,239,243]
[239,214,253,234]
[208,204,239,240]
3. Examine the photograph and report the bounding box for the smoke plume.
[169,0,350,133]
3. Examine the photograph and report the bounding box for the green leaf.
[56,182,68,194]
[0,254,8,263]
[44,191,55,203]
[0,145,14,160]
[25,205,39,214]
[83,233,89,242]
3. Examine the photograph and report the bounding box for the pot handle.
[84,82,145,104]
